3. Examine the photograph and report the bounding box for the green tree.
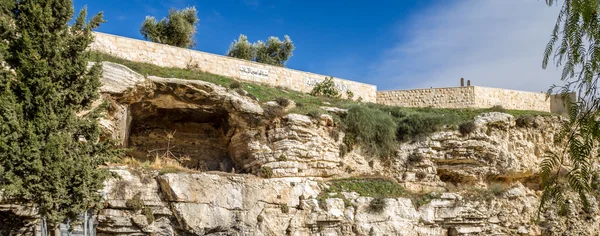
[140,7,199,48]
[540,0,600,214]
[227,34,252,60]
[0,0,116,231]
[227,34,295,67]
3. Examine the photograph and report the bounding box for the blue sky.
[74,0,563,92]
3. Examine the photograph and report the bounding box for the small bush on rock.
[346,90,355,100]
[307,109,322,119]
[488,182,508,196]
[407,153,423,164]
[415,171,427,180]
[516,115,538,128]
[126,193,144,211]
[489,105,507,113]
[369,197,387,213]
[275,97,290,107]
[141,206,154,223]
[263,105,286,119]
[459,121,477,135]
[280,203,289,213]
[261,166,274,178]
[229,81,242,89]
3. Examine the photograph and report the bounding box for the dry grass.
[116,156,195,175]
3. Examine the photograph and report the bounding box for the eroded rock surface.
[33,62,594,235]
[98,170,600,236]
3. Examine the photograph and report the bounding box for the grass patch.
[321,177,406,198]
[343,106,398,158]
[116,156,195,175]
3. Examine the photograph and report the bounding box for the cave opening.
[127,101,236,172]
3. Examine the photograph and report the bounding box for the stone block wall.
[473,87,549,111]
[377,86,573,113]
[90,32,377,102]
[376,87,476,108]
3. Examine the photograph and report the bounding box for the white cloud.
[371,0,564,92]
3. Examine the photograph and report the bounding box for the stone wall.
[549,92,577,115]
[376,87,476,109]
[377,86,572,113]
[90,32,377,102]
[473,86,549,111]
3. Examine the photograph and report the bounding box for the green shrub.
[275,97,290,107]
[459,121,477,135]
[415,171,427,180]
[395,112,456,141]
[229,81,242,89]
[235,88,247,95]
[261,166,274,178]
[368,197,387,213]
[516,115,538,128]
[263,105,286,119]
[413,193,435,207]
[346,90,355,100]
[489,105,507,113]
[126,193,144,211]
[280,203,289,213]
[307,110,322,119]
[343,106,398,158]
[278,154,288,161]
[310,77,341,98]
[407,153,423,164]
[141,206,154,223]
[488,182,508,196]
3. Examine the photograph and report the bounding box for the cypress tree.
[0,0,115,230]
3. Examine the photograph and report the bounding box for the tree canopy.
[227,34,295,67]
[140,7,199,48]
[540,0,600,214]
[0,0,116,229]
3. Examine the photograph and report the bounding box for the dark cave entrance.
[127,102,235,172]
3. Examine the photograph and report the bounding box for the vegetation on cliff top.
[91,52,552,160]
[0,1,117,229]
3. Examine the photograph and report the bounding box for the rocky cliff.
[3,62,595,235]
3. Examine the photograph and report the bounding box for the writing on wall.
[239,65,269,79]
[90,32,378,102]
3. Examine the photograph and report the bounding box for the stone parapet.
[90,32,377,102]
[377,86,476,109]
[377,86,573,113]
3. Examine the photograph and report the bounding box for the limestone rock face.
[98,62,346,176]
[85,62,596,235]
[98,170,600,236]
[393,113,564,192]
